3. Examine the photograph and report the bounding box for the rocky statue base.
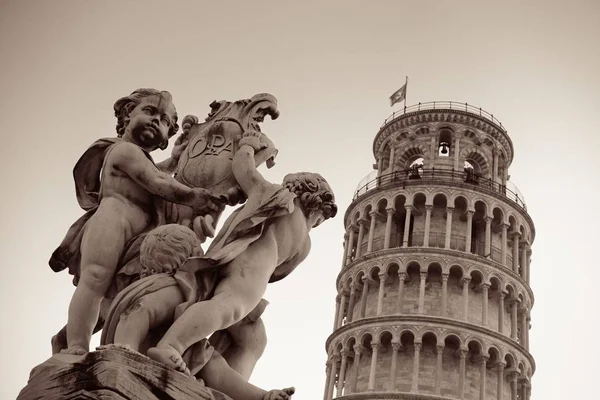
[17,345,231,400]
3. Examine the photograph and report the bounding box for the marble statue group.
[38,89,337,400]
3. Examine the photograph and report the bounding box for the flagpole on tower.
[404,76,408,111]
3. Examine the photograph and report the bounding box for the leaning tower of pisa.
[323,102,534,400]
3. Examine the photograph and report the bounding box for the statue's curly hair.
[139,224,201,278]
[113,88,180,141]
[282,172,337,221]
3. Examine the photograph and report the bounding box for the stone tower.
[323,102,534,400]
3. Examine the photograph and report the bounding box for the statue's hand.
[262,387,295,400]
[239,131,265,152]
[171,132,190,161]
[190,188,225,215]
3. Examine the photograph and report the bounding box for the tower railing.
[353,167,527,210]
[381,101,505,131]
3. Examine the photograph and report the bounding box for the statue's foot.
[262,387,295,400]
[60,345,87,355]
[147,346,191,376]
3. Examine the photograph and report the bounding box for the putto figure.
[50,89,222,355]
[101,224,293,400]
[143,131,337,374]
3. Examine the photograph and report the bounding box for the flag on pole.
[389,81,407,106]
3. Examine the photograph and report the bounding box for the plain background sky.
[1,1,599,399]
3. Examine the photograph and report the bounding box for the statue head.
[114,88,179,151]
[139,224,201,278]
[282,172,337,228]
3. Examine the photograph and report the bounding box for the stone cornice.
[325,314,536,373]
[337,247,534,306]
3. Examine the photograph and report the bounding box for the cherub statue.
[100,224,293,400]
[50,89,222,355]
[50,93,282,355]
[142,131,337,374]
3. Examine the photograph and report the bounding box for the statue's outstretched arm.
[112,142,220,213]
[232,141,270,199]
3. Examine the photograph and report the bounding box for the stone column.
[510,372,519,400]
[418,272,427,314]
[384,207,395,249]
[368,342,380,390]
[430,136,437,160]
[526,248,532,284]
[424,205,433,246]
[484,216,492,257]
[479,356,488,400]
[458,348,468,397]
[435,344,444,395]
[402,205,413,247]
[462,277,471,322]
[512,232,520,273]
[346,226,356,265]
[388,144,396,173]
[333,294,341,330]
[346,283,357,323]
[520,380,528,400]
[526,314,531,351]
[342,233,349,267]
[520,309,528,348]
[501,223,508,267]
[377,273,387,316]
[350,346,362,393]
[482,283,490,327]
[496,362,506,400]
[359,276,369,319]
[520,243,529,280]
[465,211,474,253]
[323,360,332,400]
[367,211,377,254]
[326,355,339,400]
[390,342,401,390]
[511,300,519,340]
[445,207,454,249]
[377,156,383,178]
[396,272,406,313]
[499,291,506,334]
[355,219,366,259]
[337,291,347,328]
[454,136,461,170]
[441,273,449,317]
[493,149,499,183]
[411,342,422,392]
[336,350,349,397]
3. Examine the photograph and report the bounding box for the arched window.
[438,128,453,156]
[408,156,424,179]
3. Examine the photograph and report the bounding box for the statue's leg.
[64,223,127,354]
[113,285,183,351]
[51,294,111,354]
[149,255,275,366]
[222,317,267,380]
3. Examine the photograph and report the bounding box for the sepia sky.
[1,1,599,399]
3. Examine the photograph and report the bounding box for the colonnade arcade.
[333,257,532,349]
[343,188,533,284]
[324,326,533,400]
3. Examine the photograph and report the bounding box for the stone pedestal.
[18,345,231,400]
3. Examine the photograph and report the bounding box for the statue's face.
[125,95,176,150]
